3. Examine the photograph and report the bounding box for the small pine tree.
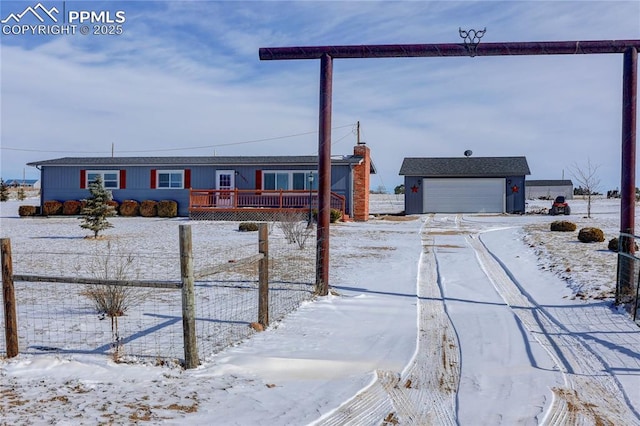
[17,186,26,201]
[80,176,116,238]
[0,179,9,202]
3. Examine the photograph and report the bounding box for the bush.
[18,205,37,216]
[43,200,63,215]
[312,208,343,223]
[119,200,139,216]
[63,200,82,215]
[107,200,120,213]
[278,215,313,249]
[157,200,178,218]
[578,227,605,243]
[140,200,158,217]
[239,222,259,232]
[608,237,639,252]
[550,220,576,232]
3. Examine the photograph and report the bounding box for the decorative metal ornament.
[459,27,486,57]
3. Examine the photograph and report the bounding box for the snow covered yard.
[1,195,639,425]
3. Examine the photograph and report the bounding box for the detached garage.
[399,156,531,214]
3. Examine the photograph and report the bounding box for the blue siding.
[505,175,526,214]
[403,176,423,214]
[38,163,355,217]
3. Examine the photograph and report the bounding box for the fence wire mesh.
[616,233,640,323]
[1,222,316,364]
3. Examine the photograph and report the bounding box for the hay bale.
[550,220,576,232]
[43,200,63,215]
[608,237,639,252]
[18,205,37,216]
[578,227,605,243]
[63,200,82,215]
[140,200,158,217]
[157,200,178,217]
[119,200,139,216]
[239,222,259,232]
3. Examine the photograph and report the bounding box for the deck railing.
[189,189,346,216]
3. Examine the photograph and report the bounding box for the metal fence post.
[1,238,19,358]
[258,223,269,327]
[179,225,199,369]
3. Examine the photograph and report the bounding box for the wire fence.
[616,233,640,323]
[1,222,316,366]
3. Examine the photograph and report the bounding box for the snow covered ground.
[1,194,639,425]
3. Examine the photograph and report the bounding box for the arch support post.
[618,46,637,298]
[315,53,333,296]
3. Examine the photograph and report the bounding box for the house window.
[263,171,318,190]
[87,171,120,189]
[157,170,184,189]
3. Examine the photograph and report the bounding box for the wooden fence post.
[1,238,19,358]
[179,225,199,369]
[258,223,269,327]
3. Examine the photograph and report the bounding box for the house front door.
[216,170,235,207]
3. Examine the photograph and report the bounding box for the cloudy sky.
[1,1,639,191]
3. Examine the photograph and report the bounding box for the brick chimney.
[352,143,371,221]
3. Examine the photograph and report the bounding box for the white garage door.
[423,178,505,213]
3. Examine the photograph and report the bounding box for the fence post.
[258,223,269,327]
[179,225,199,369]
[1,238,19,358]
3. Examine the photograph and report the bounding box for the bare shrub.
[279,214,313,249]
[18,205,37,216]
[63,200,82,215]
[107,200,120,213]
[157,200,178,217]
[140,200,158,217]
[578,227,605,243]
[550,221,576,232]
[43,200,63,215]
[80,241,145,360]
[119,200,140,216]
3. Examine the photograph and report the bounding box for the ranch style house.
[27,144,374,221]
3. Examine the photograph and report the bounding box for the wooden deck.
[189,189,346,220]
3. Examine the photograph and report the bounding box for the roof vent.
[464,150,473,157]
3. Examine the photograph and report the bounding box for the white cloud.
[2,0,639,190]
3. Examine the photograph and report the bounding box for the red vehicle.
[549,196,571,215]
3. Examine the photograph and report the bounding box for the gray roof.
[4,179,38,185]
[526,179,573,187]
[399,156,530,177]
[27,155,376,172]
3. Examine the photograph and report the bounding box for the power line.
[1,124,356,154]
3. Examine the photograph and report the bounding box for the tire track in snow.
[469,233,640,426]
[312,216,460,425]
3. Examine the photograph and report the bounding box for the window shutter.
[150,169,156,189]
[80,170,86,189]
[184,169,191,189]
[255,170,262,190]
[119,170,126,189]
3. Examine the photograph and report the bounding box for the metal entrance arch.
[260,39,640,296]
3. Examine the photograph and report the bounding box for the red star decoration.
[511,185,519,193]
[411,185,419,193]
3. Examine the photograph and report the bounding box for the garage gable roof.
[399,156,530,177]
